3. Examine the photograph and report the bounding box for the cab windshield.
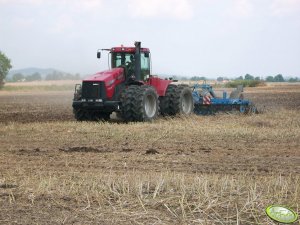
[111,52,150,80]
[111,52,133,68]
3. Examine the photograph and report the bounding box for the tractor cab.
[98,45,151,82]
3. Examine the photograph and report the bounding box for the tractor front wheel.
[73,109,110,121]
[73,109,88,121]
[92,111,111,121]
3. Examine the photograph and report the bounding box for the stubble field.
[0,82,300,224]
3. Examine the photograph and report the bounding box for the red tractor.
[72,42,194,122]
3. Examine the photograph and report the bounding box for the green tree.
[245,74,254,80]
[26,72,42,81]
[190,76,206,81]
[288,77,298,82]
[274,74,285,82]
[217,77,224,82]
[266,76,274,82]
[0,51,12,89]
[180,76,188,81]
[255,77,260,81]
[45,71,64,80]
[12,73,25,82]
[235,76,243,80]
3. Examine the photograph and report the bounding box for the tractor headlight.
[107,79,115,86]
[81,99,86,102]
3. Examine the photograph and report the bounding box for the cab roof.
[110,46,150,53]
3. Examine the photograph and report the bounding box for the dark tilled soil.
[1,85,300,123]
[0,91,74,123]
[0,85,300,224]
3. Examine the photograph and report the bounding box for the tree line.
[8,71,81,82]
[171,74,299,82]
[0,51,299,89]
[0,51,82,89]
[230,74,300,82]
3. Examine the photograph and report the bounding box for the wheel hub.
[144,94,157,118]
[182,93,193,114]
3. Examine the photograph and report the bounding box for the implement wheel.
[239,105,246,114]
[249,105,258,114]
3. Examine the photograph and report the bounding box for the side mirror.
[144,52,149,58]
[97,50,101,59]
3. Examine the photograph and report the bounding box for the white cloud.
[271,0,300,16]
[12,17,34,29]
[47,15,74,34]
[0,0,42,5]
[46,1,103,34]
[0,0,103,12]
[69,0,103,13]
[127,0,193,20]
[230,0,254,18]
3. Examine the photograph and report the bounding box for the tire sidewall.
[178,86,194,114]
[142,86,159,121]
[120,85,159,122]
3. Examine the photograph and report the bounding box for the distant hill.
[7,67,65,79]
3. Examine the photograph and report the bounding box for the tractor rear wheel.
[160,84,176,116]
[160,84,194,116]
[121,85,159,122]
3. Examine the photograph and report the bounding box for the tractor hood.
[83,68,125,100]
[84,67,124,82]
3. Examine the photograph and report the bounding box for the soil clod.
[145,148,159,154]
[59,146,109,153]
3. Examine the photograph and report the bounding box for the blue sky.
[0,0,300,78]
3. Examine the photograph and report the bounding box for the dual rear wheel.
[120,84,194,122]
[160,84,194,116]
[120,85,159,122]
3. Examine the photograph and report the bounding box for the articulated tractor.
[72,42,194,121]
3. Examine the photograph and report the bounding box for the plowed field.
[0,83,299,225]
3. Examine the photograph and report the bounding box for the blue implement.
[192,83,257,115]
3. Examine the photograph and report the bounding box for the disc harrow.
[192,83,258,115]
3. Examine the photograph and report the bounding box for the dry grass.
[1,170,299,224]
[1,110,299,149]
[0,111,300,224]
[2,80,79,92]
[0,84,300,224]
[5,80,79,86]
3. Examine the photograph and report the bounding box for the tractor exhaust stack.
[134,41,142,81]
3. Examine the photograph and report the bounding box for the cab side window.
[141,53,150,80]
[114,53,122,67]
[141,53,150,71]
